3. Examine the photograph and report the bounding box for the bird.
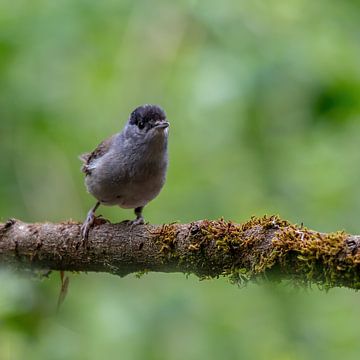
[79,104,169,239]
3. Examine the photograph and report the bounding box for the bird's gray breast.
[85,137,168,208]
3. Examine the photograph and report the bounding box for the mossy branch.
[0,216,360,289]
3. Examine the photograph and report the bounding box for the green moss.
[184,215,287,283]
[239,215,291,232]
[272,225,360,289]
[152,223,179,256]
[135,269,150,278]
[151,215,360,289]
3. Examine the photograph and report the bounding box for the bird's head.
[127,104,169,141]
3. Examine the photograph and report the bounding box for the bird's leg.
[132,206,145,225]
[81,201,100,240]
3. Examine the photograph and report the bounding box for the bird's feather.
[80,135,116,175]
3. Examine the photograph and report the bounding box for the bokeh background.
[1,0,360,359]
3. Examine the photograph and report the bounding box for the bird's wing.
[79,134,116,175]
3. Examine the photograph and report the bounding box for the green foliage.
[1,0,360,359]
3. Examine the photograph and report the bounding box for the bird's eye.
[138,121,145,129]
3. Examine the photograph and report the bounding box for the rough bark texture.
[1,215,360,289]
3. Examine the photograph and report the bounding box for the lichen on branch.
[0,215,359,290]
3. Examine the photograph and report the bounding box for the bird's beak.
[155,121,170,129]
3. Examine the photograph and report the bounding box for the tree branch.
[1,216,360,289]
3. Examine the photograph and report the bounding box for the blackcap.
[80,104,169,239]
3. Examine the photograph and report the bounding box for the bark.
[0,216,360,289]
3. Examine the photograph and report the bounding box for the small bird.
[80,104,169,239]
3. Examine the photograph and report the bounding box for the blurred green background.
[1,0,360,359]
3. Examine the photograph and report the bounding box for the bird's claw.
[128,216,145,229]
[81,221,92,241]
[81,213,110,240]
[132,216,145,225]
[81,209,96,240]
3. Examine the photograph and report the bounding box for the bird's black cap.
[129,104,166,127]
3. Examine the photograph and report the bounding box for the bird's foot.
[130,206,145,227]
[128,216,145,228]
[81,209,96,240]
[133,216,145,225]
[81,202,102,240]
[81,212,110,240]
